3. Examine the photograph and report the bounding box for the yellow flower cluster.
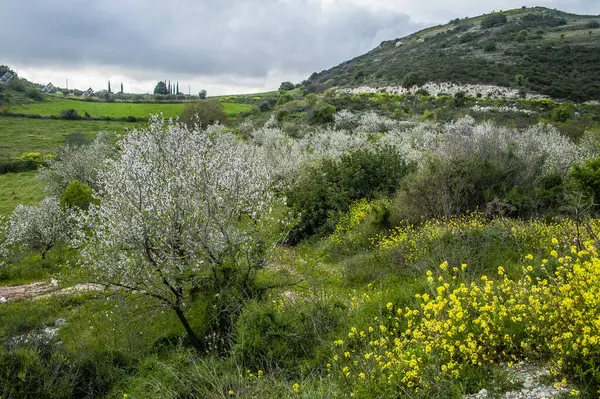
[329,199,375,247]
[331,242,600,393]
[375,213,593,266]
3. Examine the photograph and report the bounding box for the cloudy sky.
[1,0,599,95]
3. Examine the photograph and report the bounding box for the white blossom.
[3,197,76,259]
[36,131,115,195]
[77,117,292,347]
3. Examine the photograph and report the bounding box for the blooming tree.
[3,197,76,259]
[78,118,290,349]
[36,131,115,195]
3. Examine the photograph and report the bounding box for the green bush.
[26,87,44,101]
[402,72,426,88]
[60,180,95,210]
[59,109,81,120]
[234,298,345,374]
[483,41,497,52]
[481,13,508,29]
[180,99,227,128]
[551,105,573,123]
[570,157,600,213]
[308,104,336,124]
[288,145,412,241]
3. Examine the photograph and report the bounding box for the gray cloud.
[2,0,599,92]
[0,0,421,80]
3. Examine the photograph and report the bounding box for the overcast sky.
[1,0,599,95]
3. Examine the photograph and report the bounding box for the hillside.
[305,7,600,101]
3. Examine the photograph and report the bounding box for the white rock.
[0,297,7,304]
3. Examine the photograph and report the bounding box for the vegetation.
[306,7,600,101]
[180,99,228,128]
[8,97,252,120]
[2,9,600,396]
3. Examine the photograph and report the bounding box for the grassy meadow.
[0,171,44,215]
[0,117,137,159]
[8,97,253,119]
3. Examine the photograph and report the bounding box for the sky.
[1,0,599,95]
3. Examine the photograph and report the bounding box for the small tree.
[279,82,295,91]
[60,180,95,210]
[37,132,115,196]
[153,81,168,95]
[4,197,75,259]
[198,89,207,99]
[77,118,290,350]
[180,99,227,128]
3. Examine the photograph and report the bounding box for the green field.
[9,97,253,119]
[0,117,137,159]
[0,171,44,215]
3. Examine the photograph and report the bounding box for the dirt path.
[0,281,104,303]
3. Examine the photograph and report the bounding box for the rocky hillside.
[305,7,600,101]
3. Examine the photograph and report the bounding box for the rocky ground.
[0,280,103,303]
[465,363,573,399]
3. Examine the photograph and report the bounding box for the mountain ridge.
[304,7,600,101]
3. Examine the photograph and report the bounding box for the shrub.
[570,157,600,213]
[481,12,507,29]
[59,109,81,120]
[402,72,425,88]
[234,298,346,374]
[483,41,497,52]
[180,99,227,128]
[60,180,95,210]
[308,104,336,124]
[551,105,572,123]
[391,143,565,223]
[287,145,412,241]
[26,88,44,101]
[279,81,295,91]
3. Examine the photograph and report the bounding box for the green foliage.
[198,89,207,99]
[393,151,565,224]
[570,157,600,213]
[26,87,44,101]
[308,104,336,124]
[60,180,95,210]
[402,71,425,88]
[483,41,497,52]
[279,81,295,91]
[234,298,345,373]
[307,8,600,101]
[153,81,168,95]
[180,99,228,128]
[288,146,412,241]
[59,109,81,120]
[481,12,508,29]
[551,105,573,122]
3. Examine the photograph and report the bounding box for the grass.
[0,171,44,216]
[0,116,137,159]
[9,97,253,119]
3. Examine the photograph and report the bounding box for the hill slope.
[305,7,600,101]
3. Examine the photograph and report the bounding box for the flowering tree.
[78,118,290,350]
[3,197,75,259]
[36,131,115,196]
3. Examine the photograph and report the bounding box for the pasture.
[0,117,136,159]
[9,97,253,119]
[0,171,44,215]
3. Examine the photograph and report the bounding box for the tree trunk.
[173,305,203,351]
